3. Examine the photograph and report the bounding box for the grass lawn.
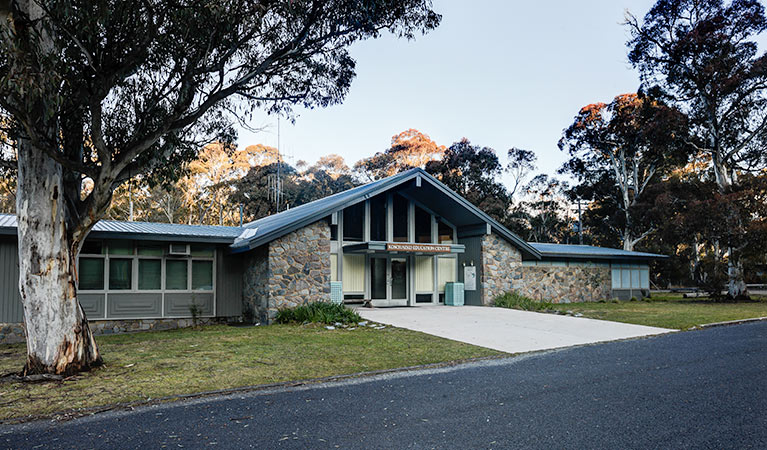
[0,323,500,422]
[559,293,767,330]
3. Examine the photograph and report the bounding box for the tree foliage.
[559,93,689,250]
[354,128,445,181]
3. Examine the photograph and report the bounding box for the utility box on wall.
[444,282,464,306]
[330,282,343,304]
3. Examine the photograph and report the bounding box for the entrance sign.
[464,265,477,291]
[386,243,452,253]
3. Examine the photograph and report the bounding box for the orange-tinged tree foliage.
[354,128,445,180]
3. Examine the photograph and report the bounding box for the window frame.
[75,239,217,319]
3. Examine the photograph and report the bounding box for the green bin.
[445,282,464,306]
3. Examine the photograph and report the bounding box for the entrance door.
[390,257,408,302]
[369,255,409,305]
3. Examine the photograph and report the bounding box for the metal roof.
[232,168,542,259]
[0,214,242,244]
[528,243,667,261]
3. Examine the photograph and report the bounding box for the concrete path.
[357,305,672,353]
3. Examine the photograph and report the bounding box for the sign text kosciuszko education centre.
[386,243,452,253]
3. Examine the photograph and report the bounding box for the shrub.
[275,302,362,325]
[493,292,554,312]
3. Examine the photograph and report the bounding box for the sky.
[237,0,658,182]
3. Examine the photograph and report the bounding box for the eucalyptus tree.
[627,0,767,296]
[559,93,688,251]
[0,0,440,375]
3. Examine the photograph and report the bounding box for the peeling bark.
[16,139,102,376]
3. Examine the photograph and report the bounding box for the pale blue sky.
[238,0,658,180]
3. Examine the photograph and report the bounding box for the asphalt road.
[2,321,766,449]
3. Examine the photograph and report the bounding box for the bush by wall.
[275,302,362,325]
[493,291,554,312]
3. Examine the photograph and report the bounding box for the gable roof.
[231,168,541,258]
[0,214,241,244]
[528,243,667,261]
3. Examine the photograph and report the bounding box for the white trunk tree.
[0,0,439,374]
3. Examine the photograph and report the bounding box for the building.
[0,168,664,342]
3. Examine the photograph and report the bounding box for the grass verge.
[0,323,500,422]
[563,293,767,329]
[495,292,767,330]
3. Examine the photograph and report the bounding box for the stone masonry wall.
[0,317,229,344]
[242,245,270,323]
[242,220,332,324]
[481,233,522,305]
[515,265,612,303]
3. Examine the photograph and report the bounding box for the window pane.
[415,256,434,292]
[108,240,134,255]
[190,245,214,257]
[369,194,387,241]
[166,260,188,290]
[330,254,338,282]
[192,261,213,290]
[415,206,432,243]
[79,258,104,290]
[621,269,630,290]
[438,219,453,244]
[342,203,364,241]
[393,194,408,242]
[81,241,103,255]
[137,243,163,256]
[631,269,640,289]
[611,268,621,289]
[138,259,161,290]
[109,259,132,290]
[437,257,457,292]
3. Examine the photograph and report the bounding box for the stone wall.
[481,233,522,304]
[242,245,270,323]
[515,265,612,303]
[0,317,230,344]
[242,220,332,323]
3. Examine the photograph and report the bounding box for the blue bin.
[445,282,464,306]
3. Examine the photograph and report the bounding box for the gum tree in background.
[0,0,440,375]
[627,0,767,297]
[559,93,688,251]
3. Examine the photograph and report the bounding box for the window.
[437,219,454,244]
[415,206,432,243]
[107,240,133,256]
[191,245,214,257]
[138,259,161,290]
[393,194,409,242]
[192,261,213,290]
[612,264,650,290]
[330,224,338,241]
[343,203,364,241]
[415,256,434,292]
[79,258,104,290]
[369,194,387,241]
[330,254,338,282]
[81,241,104,255]
[166,260,188,290]
[342,254,365,293]
[137,243,163,257]
[109,259,132,290]
[437,257,457,292]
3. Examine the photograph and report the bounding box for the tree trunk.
[16,142,102,375]
[727,252,748,299]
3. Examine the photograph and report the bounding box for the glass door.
[390,257,408,301]
[370,256,387,300]
[369,255,408,303]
